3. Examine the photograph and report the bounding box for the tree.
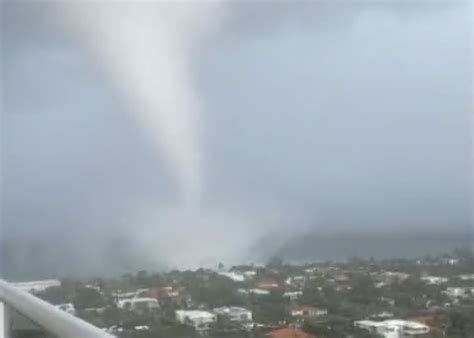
[267,256,284,269]
[446,309,474,337]
[35,286,70,305]
[73,287,105,310]
[252,302,289,324]
[136,270,150,287]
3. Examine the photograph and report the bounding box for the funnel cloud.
[59,2,225,206]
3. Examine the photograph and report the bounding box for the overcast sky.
[1,1,473,276]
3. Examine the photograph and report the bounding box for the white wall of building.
[175,310,216,330]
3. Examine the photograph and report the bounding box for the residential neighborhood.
[16,249,474,338]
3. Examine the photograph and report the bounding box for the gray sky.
[1,1,473,277]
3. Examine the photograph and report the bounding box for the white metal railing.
[0,279,114,338]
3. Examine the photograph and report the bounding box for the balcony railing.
[0,279,114,338]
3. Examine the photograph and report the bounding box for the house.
[420,276,448,285]
[406,312,442,327]
[114,289,150,300]
[114,291,138,300]
[85,284,102,292]
[213,306,252,322]
[243,270,257,278]
[134,325,150,331]
[285,276,306,287]
[175,310,216,331]
[147,286,182,299]
[333,274,349,282]
[355,320,387,335]
[382,320,430,336]
[283,291,303,300]
[55,303,76,315]
[266,327,315,338]
[218,271,245,282]
[334,285,352,292]
[458,274,474,281]
[134,288,151,297]
[291,305,327,318]
[355,319,429,337]
[379,272,410,284]
[84,307,107,314]
[443,287,473,299]
[12,280,61,293]
[370,312,394,320]
[238,288,271,295]
[256,280,279,289]
[117,297,160,313]
[105,325,125,334]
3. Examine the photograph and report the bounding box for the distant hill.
[266,230,472,263]
[1,230,471,279]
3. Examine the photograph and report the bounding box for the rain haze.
[1,1,473,278]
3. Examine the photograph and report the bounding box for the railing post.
[0,302,11,338]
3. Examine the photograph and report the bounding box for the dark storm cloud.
[1,1,472,277]
[203,1,472,225]
[222,1,463,36]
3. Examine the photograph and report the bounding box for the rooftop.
[214,306,250,315]
[266,327,315,338]
[176,310,216,319]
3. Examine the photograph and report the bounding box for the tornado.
[58,2,223,206]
